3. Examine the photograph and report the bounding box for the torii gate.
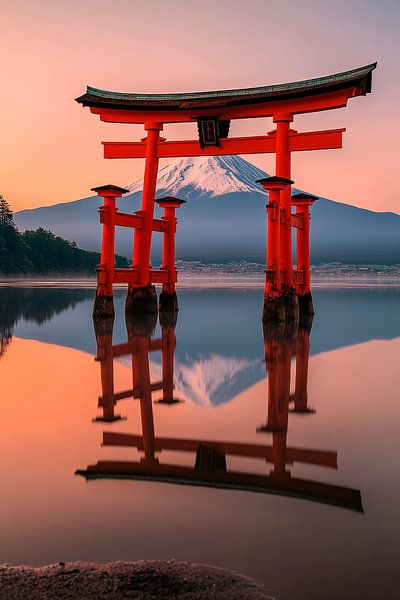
[76,63,376,322]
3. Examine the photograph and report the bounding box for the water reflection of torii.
[76,315,363,512]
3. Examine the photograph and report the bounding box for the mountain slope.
[15,155,400,263]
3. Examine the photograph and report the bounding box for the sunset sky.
[1,0,399,214]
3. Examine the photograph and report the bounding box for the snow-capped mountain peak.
[128,155,268,198]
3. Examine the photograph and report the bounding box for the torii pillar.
[257,176,294,322]
[156,196,186,313]
[273,114,299,322]
[126,122,163,316]
[292,192,318,319]
[91,184,129,320]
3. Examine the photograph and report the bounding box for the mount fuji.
[15,155,400,264]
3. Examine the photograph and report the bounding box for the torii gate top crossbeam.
[75,63,376,122]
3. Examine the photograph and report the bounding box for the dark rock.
[0,560,273,599]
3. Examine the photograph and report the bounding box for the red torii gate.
[76,62,376,322]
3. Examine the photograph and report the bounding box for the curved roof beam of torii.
[76,63,376,116]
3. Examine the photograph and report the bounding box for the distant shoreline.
[1,274,400,289]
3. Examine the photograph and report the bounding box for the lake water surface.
[0,286,399,599]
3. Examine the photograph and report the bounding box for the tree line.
[0,195,129,274]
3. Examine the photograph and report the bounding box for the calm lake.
[0,286,399,600]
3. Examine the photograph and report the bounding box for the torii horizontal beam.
[76,459,363,511]
[88,88,356,124]
[102,128,345,159]
[102,431,338,468]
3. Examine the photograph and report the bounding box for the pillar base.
[125,313,158,338]
[159,291,179,313]
[93,295,114,320]
[262,293,286,323]
[159,310,178,329]
[298,292,314,319]
[262,287,299,323]
[93,317,114,340]
[125,285,158,315]
[92,415,126,423]
[282,286,299,322]
[155,398,183,405]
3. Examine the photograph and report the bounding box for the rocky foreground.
[0,560,273,599]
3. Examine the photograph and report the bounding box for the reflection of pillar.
[258,323,298,479]
[128,320,158,464]
[290,325,315,414]
[257,177,294,322]
[273,114,299,322]
[292,193,318,318]
[156,196,186,312]
[93,320,124,422]
[91,184,129,319]
[127,122,163,316]
[157,319,183,404]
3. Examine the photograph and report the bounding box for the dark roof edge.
[75,63,377,108]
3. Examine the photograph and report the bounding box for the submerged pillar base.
[159,291,179,313]
[125,313,158,338]
[298,291,314,319]
[125,285,158,315]
[262,293,286,323]
[282,286,299,322]
[262,287,299,323]
[93,295,115,320]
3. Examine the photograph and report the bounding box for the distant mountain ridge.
[15,156,400,264]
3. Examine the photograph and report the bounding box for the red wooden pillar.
[292,192,318,318]
[156,196,186,312]
[257,177,293,322]
[127,122,163,316]
[273,113,299,322]
[91,184,129,319]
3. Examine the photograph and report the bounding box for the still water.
[0,286,399,599]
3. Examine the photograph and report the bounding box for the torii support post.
[273,114,299,322]
[92,184,129,320]
[156,196,186,313]
[292,192,318,319]
[126,122,163,316]
[257,176,294,323]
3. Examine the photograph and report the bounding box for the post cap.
[256,176,294,189]
[91,184,130,196]
[291,192,318,204]
[156,196,186,208]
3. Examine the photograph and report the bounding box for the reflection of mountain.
[173,354,261,406]
[120,353,263,406]
[8,287,400,404]
[0,288,93,359]
[15,155,400,263]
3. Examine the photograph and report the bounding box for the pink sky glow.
[1,0,399,213]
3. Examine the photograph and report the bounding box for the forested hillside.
[0,195,128,274]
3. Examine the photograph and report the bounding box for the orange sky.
[1,0,399,214]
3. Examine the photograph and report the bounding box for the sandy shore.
[0,560,273,599]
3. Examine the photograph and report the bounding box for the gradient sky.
[1,0,399,213]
